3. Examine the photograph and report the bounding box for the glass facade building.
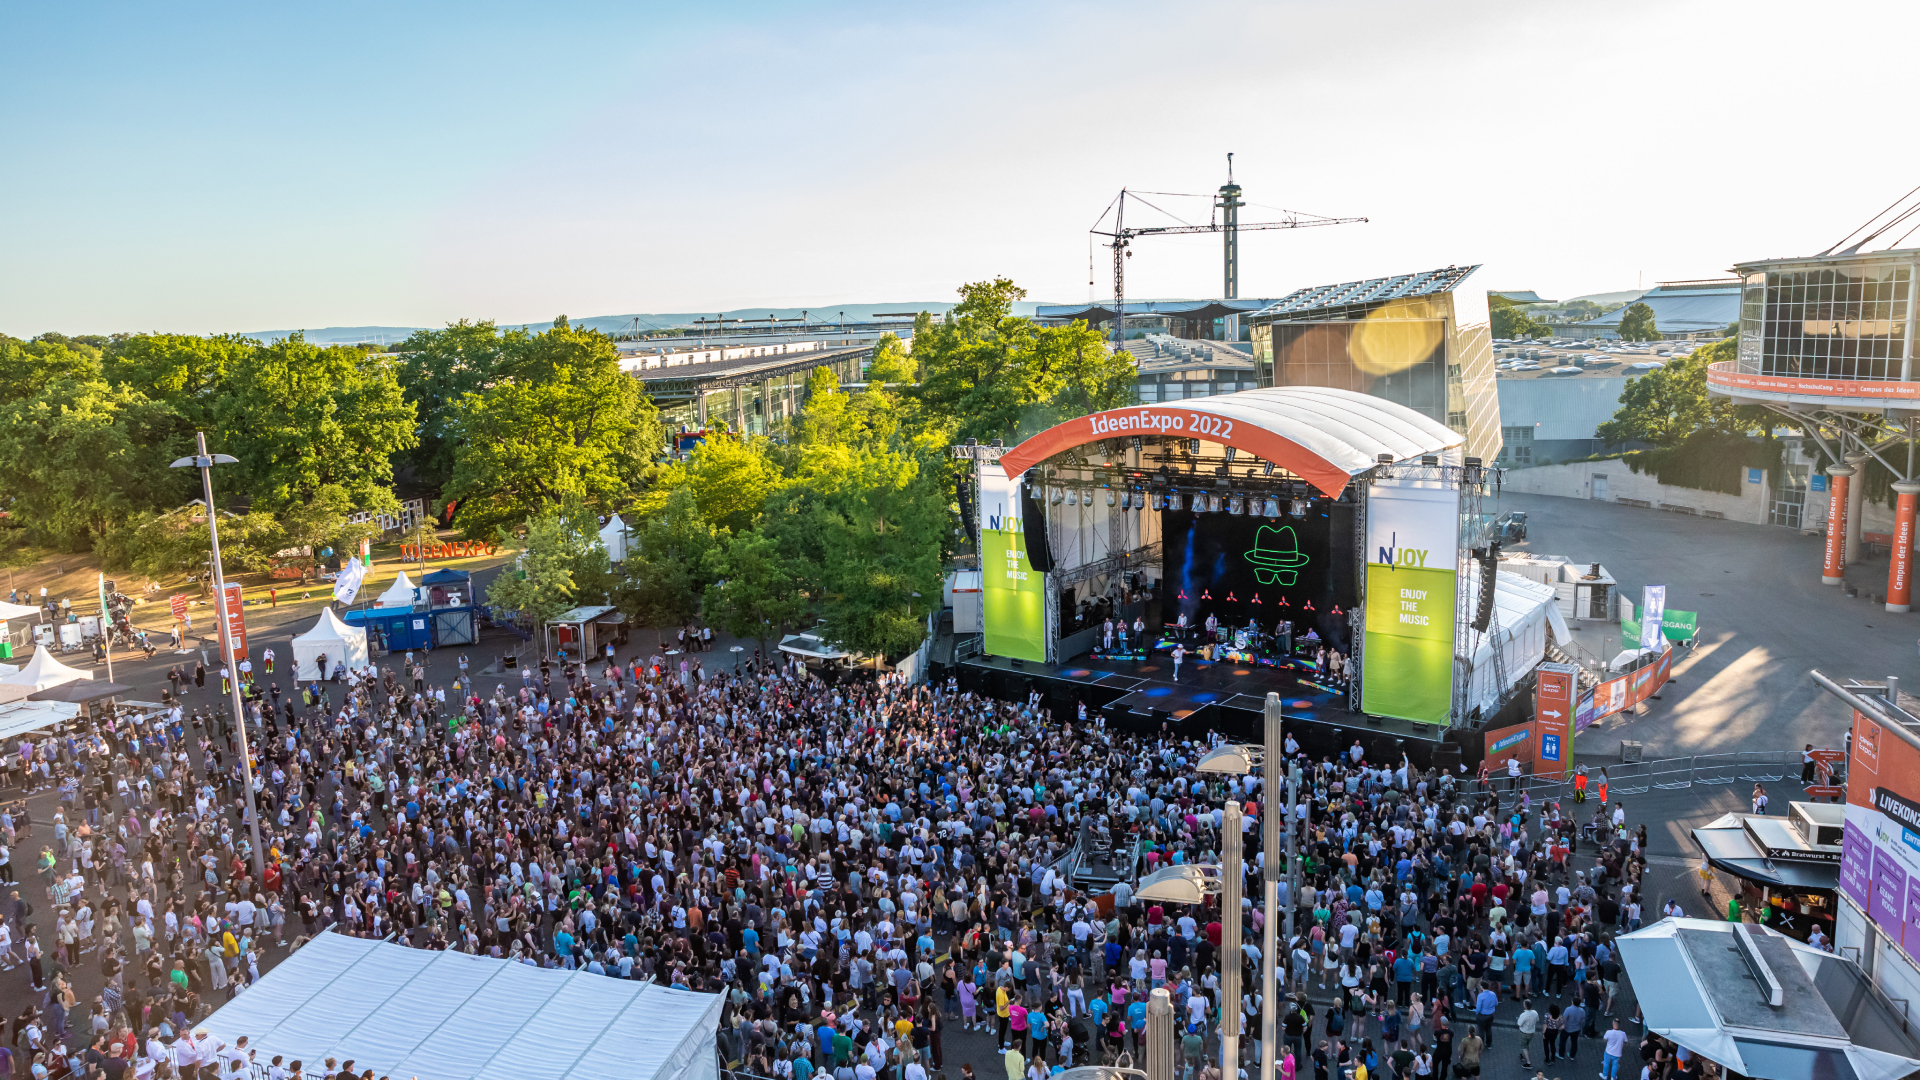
[1248,265,1503,462]
[1735,251,1920,382]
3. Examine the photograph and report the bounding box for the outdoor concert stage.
[957,648,1453,755]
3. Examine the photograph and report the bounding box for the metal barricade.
[1737,750,1792,782]
[1650,756,1696,790]
[1692,753,1739,785]
[1597,760,1653,795]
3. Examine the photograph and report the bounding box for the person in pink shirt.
[1149,951,1168,986]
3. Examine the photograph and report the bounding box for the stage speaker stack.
[1150,708,1171,724]
[1432,742,1462,773]
[1022,485,1056,573]
[1471,541,1501,632]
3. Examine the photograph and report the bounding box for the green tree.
[867,331,916,384]
[213,335,417,511]
[702,528,807,655]
[913,277,1135,443]
[122,505,282,592]
[1617,302,1659,342]
[810,446,949,659]
[276,483,394,583]
[1597,337,1760,447]
[446,320,662,537]
[0,375,193,550]
[104,333,254,429]
[485,502,616,642]
[0,337,102,404]
[1488,295,1542,339]
[614,487,719,631]
[635,435,782,535]
[393,320,528,490]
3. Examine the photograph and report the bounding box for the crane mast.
[1091,159,1366,348]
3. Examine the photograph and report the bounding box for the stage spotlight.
[1290,499,1309,518]
[1151,492,1166,511]
[1131,436,1143,451]
[1064,451,1078,466]
[1262,496,1282,518]
[1065,488,1079,506]
[1188,438,1201,453]
[1050,486,1065,505]
[1224,447,1238,463]
[1106,488,1118,507]
[1227,495,1245,516]
[1263,461,1275,476]
[1167,492,1183,511]
[1192,492,1209,513]
[1375,452,1395,479]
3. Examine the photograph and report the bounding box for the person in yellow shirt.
[996,984,1013,1048]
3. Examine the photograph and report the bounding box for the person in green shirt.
[833,1030,852,1066]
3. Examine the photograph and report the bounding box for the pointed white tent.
[599,514,629,563]
[0,649,92,691]
[291,609,370,681]
[374,570,418,609]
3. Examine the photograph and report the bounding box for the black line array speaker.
[1329,503,1358,601]
[1022,486,1056,573]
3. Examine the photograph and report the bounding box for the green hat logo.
[1246,524,1311,586]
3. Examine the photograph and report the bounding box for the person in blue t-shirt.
[554,928,575,968]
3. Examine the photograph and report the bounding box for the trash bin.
[0,641,11,659]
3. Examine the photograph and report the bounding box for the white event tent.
[290,609,369,681]
[202,934,723,1080]
[600,514,630,563]
[1461,570,1567,719]
[373,570,418,609]
[0,649,93,691]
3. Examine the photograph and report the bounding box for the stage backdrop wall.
[1157,503,1356,649]
[980,462,1047,662]
[1361,479,1459,726]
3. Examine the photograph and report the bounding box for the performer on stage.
[1171,642,1185,680]
[1204,612,1219,640]
[1133,615,1146,641]
[1103,617,1115,651]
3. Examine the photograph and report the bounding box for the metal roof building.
[1246,265,1503,464]
[1568,280,1741,339]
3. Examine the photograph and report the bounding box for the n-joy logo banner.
[979,462,1046,663]
[1361,478,1459,725]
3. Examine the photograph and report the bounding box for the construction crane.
[1089,155,1367,347]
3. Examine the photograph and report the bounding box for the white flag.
[333,558,367,605]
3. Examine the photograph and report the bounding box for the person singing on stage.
[1171,643,1186,680]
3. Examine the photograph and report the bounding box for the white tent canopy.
[373,570,418,609]
[600,514,629,563]
[290,609,369,681]
[0,649,93,691]
[0,600,39,621]
[1462,570,1562,719]
[202,934,723,1080]
[0,700,80,742]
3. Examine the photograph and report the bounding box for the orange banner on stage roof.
[1706,362,1920,400]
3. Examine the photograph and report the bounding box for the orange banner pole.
[1889,481,1920,611]
[1824,464,1854,585]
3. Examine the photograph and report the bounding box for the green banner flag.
[1361,480,1459,726]
[1623,602,1697,647]
[980,464,1047,663]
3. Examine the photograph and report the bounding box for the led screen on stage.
[1158,504,1356,649]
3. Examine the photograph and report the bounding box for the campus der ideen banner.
[1361,478,1458,725]
[979,462,1047,663]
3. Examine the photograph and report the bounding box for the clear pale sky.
[5,0,1918,336]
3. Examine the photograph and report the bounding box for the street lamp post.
[171,431,266,886]
[1136,803,1243,1080]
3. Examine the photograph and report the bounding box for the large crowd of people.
[0,636,1672,1080]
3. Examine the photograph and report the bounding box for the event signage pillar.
[1360,478,1460,725]
[1535,661,1576,778]
[1219,801,1243,1080]
[979,462,1047,662]
[1260,693,1283,1080]
[96,573,114,685]
[1640,585,1666,650]
[1889,480,1920,613]
[1824,464,1855,585]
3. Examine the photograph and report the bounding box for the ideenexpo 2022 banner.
[1361,479,1459,725]
[980,462,1047,663]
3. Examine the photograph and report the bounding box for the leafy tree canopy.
[446,319,661,538]
[1618,302,1659,342]
[394,319,529,490]
[1488,294,1542,339]
[1596,336,1764,448]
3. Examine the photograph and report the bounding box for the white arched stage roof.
[998,386,1464,496]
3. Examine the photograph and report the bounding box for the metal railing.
[1482,749,1804,804]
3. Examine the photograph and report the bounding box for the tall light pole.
[1136,803,1243,1080]
[171,432,265,885]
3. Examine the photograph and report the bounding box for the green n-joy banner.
[980,462,1047,663]
[1361,479,1459,726]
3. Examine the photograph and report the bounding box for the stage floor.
[958,648,1451,747]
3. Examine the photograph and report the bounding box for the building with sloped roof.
[1568,279,1740,340]
[1246,265,1503,463]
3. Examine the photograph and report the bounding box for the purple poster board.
[1842,828,1874,907]
[1906,876,1920,953]
[1873,846,1909,934]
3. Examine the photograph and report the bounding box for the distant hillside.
[243,300,1062,344]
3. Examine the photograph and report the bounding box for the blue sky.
[5,0,1919,335]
